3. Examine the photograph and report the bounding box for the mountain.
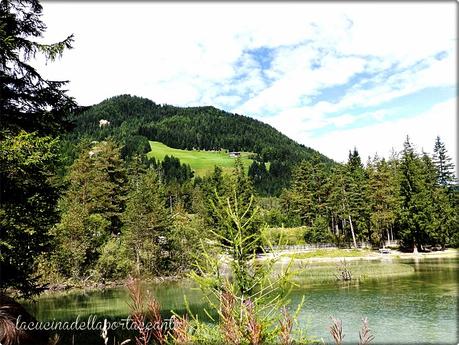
[66,94,334,194]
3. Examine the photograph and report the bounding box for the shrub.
[96,237,132,279]
[303,216,333,244]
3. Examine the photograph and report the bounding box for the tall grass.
[287,260,414,284]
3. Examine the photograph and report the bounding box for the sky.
[33,2,457,168]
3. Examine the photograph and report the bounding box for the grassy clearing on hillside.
[147,141,253,176]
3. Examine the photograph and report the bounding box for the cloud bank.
[34,2,457,168]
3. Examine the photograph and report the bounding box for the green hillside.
[147,141,253,175]
[67,94,335,195]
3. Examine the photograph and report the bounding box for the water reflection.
[23,257,457,345]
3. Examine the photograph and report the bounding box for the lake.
[24,257,457,344]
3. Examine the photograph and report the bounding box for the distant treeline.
[280,138,458,251]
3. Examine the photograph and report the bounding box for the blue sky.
[34,2,457,167]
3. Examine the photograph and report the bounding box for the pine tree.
[432,136,455,187]
[289,161,315,226]
[345,148,370,247]
[366,157,398,246]
[52,140,126,278]
[0,0,76,296]
[122,169,171,275]
[208,159,263,252]
[288,155,330,228]
[398,137,434,252]
[0,0,76,135]
[327,165,349,246]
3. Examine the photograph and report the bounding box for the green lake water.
[24,257,458,344]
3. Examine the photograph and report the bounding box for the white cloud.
[35,2,454,108]
[31,2,456,169]
[302,98,457,169]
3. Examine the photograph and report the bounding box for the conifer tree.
[52,140,126,278]
[289,161,315,226]
[1,0,76,296]
[122,169,171,275]
[327,164,352,246]
[398,137,431,251]
[366,157,398,245]
[288,155,330,228]
[338,148,370,247]
[432,136,455,187]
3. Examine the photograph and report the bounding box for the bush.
[303,216,333,244]
[96,237,132,279]
[263,227,306,245]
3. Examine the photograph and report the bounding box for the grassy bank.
[284,248,373,259]
[285,260,415,283]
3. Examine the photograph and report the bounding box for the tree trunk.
[348,215,357,248]
[136,250,141,275]
[413,239,419,254]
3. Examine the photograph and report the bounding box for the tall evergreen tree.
[432,136,455,187]
[398,137,432,252]
[345,148,370,247]
[288,155,330,227]
[0,0,76,296]
[122,169,171,276]
[52,140,126,278]
[366,157,399,246]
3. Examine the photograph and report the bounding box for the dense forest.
[281,140,458,251]
[1,0,458,303]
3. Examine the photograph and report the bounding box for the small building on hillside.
[99,119,110,127]
[229,151,241,158]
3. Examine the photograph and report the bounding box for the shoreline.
[267,248,458,263]
[27,275,185,298]
[23,249,457,298]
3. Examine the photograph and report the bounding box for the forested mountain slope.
[66,94,334,194]
[69,94,331,162]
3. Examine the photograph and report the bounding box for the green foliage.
[287,155,330,226]
[52,204,110,278]
[0,0,76,296]
[188,182,299,344]
[206,160,263,252]
[304,216,334,244]
[398,137,457,251]
[283,137,457,251]
[51,140,127,279]
[366,157,399,246]
[96,237,133,279]
[0,0,76,136]
[121,135,151,159]
[160,155,194,184]
[66,94,333,196]
[263,227,306,246]
[257,197,301,228]
[285,249,371,260]
[169,208,207,273]
[0,131,61,295]
[432,136,455,187]
[121,169,171,276]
